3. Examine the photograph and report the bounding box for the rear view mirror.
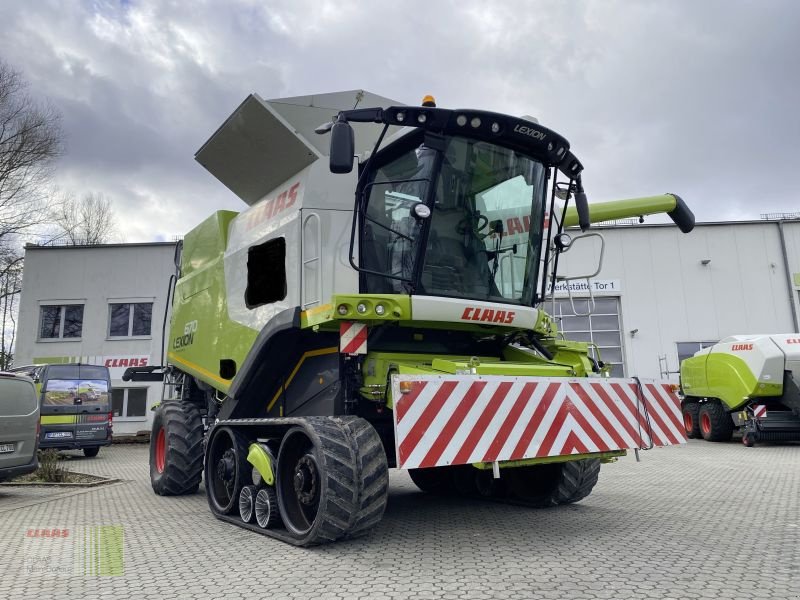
[329,119,355,174]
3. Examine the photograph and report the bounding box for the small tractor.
[126,90,695,546]
[680,334,800,446]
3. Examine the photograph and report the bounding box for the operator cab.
[360,130,546,306]
[321,102,589,309]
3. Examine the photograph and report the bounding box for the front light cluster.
[336,298,399,320]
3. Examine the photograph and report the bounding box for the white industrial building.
[15,242,178,436]
[14,218,800,435]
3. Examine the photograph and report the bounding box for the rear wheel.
[505,459,601,507]
[83,447,100,458]
[682,401,701,439]
[150,401,204,495]
[698,402,734,442]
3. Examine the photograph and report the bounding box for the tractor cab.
[321,103,589,311]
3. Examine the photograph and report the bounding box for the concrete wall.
[15,243,178,435]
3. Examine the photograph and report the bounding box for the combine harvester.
[680,335,800,446]
[126,91,695,545]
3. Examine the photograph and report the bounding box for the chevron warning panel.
[392,375,685,469]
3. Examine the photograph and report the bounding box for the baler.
[680,334,800,446]
[126,91,694,545]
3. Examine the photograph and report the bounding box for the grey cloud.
[0,0,797,243]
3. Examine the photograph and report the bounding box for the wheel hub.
[294,455,318,505]
[216,450,236,484]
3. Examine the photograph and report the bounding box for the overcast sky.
[1,0,797,241]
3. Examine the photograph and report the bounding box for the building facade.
[15,242,177,436]
[554,219,800,379]
[14,219,800,435]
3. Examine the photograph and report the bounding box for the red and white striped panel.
[392,375,686,470]
[753,405,767,419]
[340,322,367,354]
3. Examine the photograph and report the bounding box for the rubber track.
[151,401,204,496]
[338,416,389,539]
[207,416,388,546]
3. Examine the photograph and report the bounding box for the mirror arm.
[574,175,590,232]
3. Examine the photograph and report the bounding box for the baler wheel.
[205,426,251,514]
[150,401,204,496]
[682,402,701,439]
[505,459,601,507]
[698,402,734,442]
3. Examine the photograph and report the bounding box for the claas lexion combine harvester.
[125,90,696,546]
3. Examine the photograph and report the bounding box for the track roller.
[255,488,280,529]
[239,485,257,523]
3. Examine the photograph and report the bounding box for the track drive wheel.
[505,459,601,507]
[205,426,252,514]
[150,401,204,495]
[682,401,701,439]
[275,417,388,546]
[698,402,734,442]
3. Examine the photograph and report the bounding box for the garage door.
[548,297,625,377]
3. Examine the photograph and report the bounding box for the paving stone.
[0,442,798,599]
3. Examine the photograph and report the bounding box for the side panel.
[392,375,684,470]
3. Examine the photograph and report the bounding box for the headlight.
[375,304,386,316]
[356,303,368,314]
[337,304,348,316]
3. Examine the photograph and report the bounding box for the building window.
[108,303,153,337]
[550,297,626,377]
[111,388,148,419]
[39,304,84,339]
[676,341,717,364]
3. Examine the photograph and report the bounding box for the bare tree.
[0,61,63,241]
[52,191,117,245]
[0,60,64,368]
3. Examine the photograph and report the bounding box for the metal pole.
[777,220,799,333]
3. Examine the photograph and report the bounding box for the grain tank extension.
[125,91,695,546]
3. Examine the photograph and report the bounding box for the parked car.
[0,371,40,481]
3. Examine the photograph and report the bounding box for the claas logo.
[731,343,753,351]
[461,307,515,324]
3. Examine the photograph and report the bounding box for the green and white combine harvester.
[125,91,696,546]
[680,335,800,446]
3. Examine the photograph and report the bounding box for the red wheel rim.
[700,413,711,436]
[683,413,694,433]
[155,427,166,473]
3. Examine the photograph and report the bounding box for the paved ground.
[0,440,798,600]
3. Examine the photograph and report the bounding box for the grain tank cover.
[196,90,402,206]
